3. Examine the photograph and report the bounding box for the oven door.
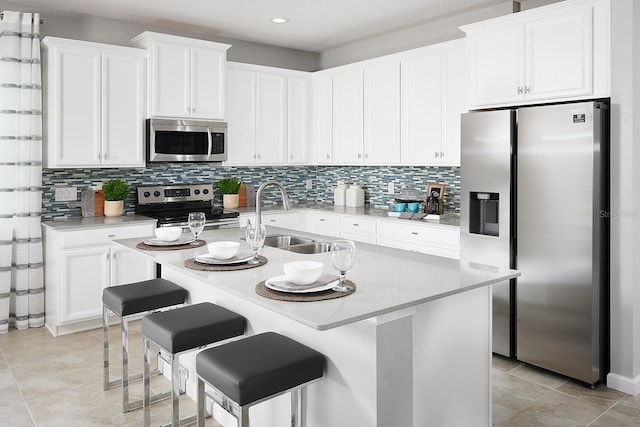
[147,118,227,162]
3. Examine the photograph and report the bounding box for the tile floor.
[1,323,639,426]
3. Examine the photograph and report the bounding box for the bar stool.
[102,278,188,412]
[142,302,246,427]
[195,332,325,427]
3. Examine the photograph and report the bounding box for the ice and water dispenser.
[469,192,500,237]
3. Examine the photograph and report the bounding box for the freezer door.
[516,101,605,384]
[460,109,514,356]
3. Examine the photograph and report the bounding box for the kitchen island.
[113,226,519,427]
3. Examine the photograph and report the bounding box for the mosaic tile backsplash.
[42,164,460,220]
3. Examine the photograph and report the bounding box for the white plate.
[265,273,339,294]
[143,236,196,246]
[194,250,255,265]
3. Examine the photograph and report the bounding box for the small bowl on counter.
[154,227,183,242]
[207,241,240,260]
[283,261,323,285]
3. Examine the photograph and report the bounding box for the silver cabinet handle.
[319,218,325,222]
[411,231,419,235]
[440,151,444,158]
[364,153,369,159]
[517,86,523,94]
[269,219,276,222]
[107,234,116,238]
[434,152,439,158]
[98,153,102,160]
[253,154,257,159]
[112,252,117,259]
[106,253,110,260]
[103,153,108,160]
[357,153,362,159]
[525,86,531,94]
[257,154,261,159]
[326,154,331,159]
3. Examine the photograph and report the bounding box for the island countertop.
[112,226,518,331]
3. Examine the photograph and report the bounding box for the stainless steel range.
[135,183,239,230]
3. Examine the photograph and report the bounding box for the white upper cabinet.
[42,37,146,168]
[462,0,610,108]
[313,75,333,164]
[225,62,311,166]
[287,76,311,164]
[131,32,230,119]
[401,40,466,166]
[364,60,401,165]
[332,65,364,164]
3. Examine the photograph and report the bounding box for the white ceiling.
[11,0,508,52]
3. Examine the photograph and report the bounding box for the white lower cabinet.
[340,215,377,244]
[377,219,460,259]
[43,222,156,336]
[307,211,341,237]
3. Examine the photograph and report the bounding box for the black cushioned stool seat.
[141,302,246,427]
[102,278,187,413]
[103,278,187,316]
[195,332,325,427]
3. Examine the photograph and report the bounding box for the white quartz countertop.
[41,214,157,230]
[113,226,517,331]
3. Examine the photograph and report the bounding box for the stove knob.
[153,191,161,197]
[143,191,150,198]
[194,189,200,195]
[203,189,209,195]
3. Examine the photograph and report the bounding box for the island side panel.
[413,285,492,426]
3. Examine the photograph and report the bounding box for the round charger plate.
[137,240,205,251]
[255,280,356,302]
[184,255,267,271]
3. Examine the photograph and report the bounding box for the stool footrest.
[159,414,196,427]
[105,368,161,390]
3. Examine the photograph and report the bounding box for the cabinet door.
[287,76,310,164]
[364,61,400,164]
[150,41,190,117]
[256,73,287,164]
[226,68,256,164]
[467,24,524,107]
[313,75,333,164]
[401,51,442,165]
[101,49,146,167]
[332,67,364,164]
[191,46,226,119]
[60,246,109,323]
[110,246,155,286]
[50,46,101,166]
[441,48,466,166]
[525,7,593,101]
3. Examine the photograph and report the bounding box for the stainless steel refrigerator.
[460,100,609,386]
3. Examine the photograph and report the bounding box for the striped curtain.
[0,11,44,333]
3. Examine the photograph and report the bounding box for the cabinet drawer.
[61,224,155,248]
[341,215,376,235]
[262,212,302,227]
[308,211,341,229]
[378,220,459,248]
[341,230,377,244]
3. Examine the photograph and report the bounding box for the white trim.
[607,372,640,395]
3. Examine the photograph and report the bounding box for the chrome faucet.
[255,180,291,228]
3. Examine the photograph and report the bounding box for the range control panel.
[137,183,214,204]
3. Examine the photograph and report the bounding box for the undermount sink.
[286,242,332,254]
[256,234,332,254]
[264,235,315,248]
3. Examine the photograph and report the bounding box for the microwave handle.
[207,128,212,157]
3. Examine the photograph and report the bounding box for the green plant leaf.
[103,179,129,201]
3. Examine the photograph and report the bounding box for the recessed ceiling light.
[271,17,289,24]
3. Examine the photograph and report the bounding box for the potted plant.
[217,178,241,209]
[103,179,129,217]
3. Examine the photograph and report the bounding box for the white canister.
[334,183,348,206]
[345,184,365,207]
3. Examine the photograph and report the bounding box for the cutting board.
[238,184,247,207]
[94,190,104,216]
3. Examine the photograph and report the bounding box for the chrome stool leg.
[103,306,110,391]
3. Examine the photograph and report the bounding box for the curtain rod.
[0,13,44,24]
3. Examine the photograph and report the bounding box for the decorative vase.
[104,200,124,217]
[223,194,239,209]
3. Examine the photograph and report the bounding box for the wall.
[0,0,319,71]
[41,165,460,220]
[608,0,640,396]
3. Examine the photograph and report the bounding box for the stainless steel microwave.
[146,118,227,163]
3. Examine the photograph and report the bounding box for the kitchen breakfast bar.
[112,226,519,427]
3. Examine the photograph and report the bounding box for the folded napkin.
[268,272,339,291]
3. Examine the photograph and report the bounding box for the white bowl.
[283,261,324,286]
[154,227,182,242]
[207,241,240,260]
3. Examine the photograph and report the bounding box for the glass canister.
[345,184,365,207]
[334,183,348,206]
